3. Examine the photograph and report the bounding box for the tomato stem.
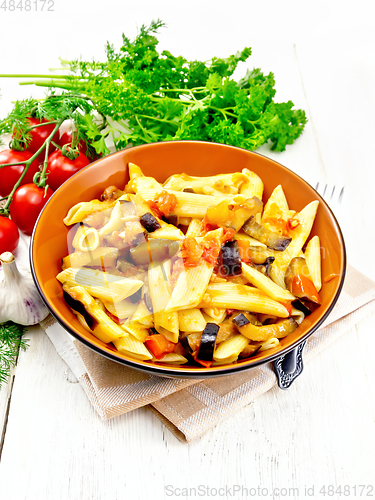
[0,161,26,169]
[27,120,60,130]
[1,120,63,215]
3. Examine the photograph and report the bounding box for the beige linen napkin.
[40,265,375,442]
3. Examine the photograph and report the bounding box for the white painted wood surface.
[1,2,375,499]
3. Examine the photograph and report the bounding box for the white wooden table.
[1,2,375,499]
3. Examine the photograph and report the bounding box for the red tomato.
[0,216,19,254]
[27,117,60,155]
[58,129,88,156]
[46,149,90,191]
[9,184,53,235]
[0,149,40,197]
[13,118,59,159]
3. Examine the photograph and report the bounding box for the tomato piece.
[181,238,203,267]
[291,275,321,305]
[222,227,236,244]
[201,239,220,266]
[279,301,292,316]
[0,216,19,254]
[46,149,90,191]
[201,215,218,233]
[147,200,163,219]
[144,334,175,359]
[193,356,213,368]
[154,191,178,217]
[0,149,40,197]
[9,183,53,235]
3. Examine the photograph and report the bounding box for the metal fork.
[314,182,345,218]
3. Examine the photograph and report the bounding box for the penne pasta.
[98,200,129,236]
[57,267,143,303]
[103,299,138,320]
[131,301,154,327]
[241,262,295,302]
[178,308,207,332]
[152,352,188,364]
[202,307,227,324]
[148,260,179,342]
[305,235,322,291]
[63,200,113,225]
[72,225,100,252]
[113,334,153,360]
[186,218,203,238]
[148,220,185,241]
[166,260,214,312]
[239,168,264,200]
[259,337,280,352]
[63,284,127,343]
[200,283,290,317]
[163,172,247,193]
[128,162,145,180]
[262,184,289,222]
[234,232,267,248]
[213,334,249,362]
[62,247,118,269]
[291,306,305,324]
[131,175,163,191]
[121,321,150,342]
[136,188,234,219]
[270,200,319,288]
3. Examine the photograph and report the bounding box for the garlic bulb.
[0,252,49,325]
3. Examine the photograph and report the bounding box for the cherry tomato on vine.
[58,129,88,156]
[46,149,90,191]
[0,149,40,197]
[12,118,59,160]
[0,216,19,254]
[9,184,53,235]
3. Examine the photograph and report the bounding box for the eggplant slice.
[63,287,97,330]
[139,212,161,233]
[292,298,320,316]
[232,313,250,327]
[242,216,291,251]
[197,323,220,361]
[220,240,242,276]
[251,256,275,277]
[130,239,180,266]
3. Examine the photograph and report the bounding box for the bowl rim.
[30,140,347,379]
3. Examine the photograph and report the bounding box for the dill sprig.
[0,321,28,387]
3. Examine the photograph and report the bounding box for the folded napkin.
[40,265,375,442]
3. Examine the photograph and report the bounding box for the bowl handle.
[273,340,307,389]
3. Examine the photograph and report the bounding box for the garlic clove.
[0,252,49,326]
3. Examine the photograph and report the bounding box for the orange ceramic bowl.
[30,141,346,378]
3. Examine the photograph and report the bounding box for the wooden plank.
[0,368,15,454]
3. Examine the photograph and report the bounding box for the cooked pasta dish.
[57,163,322,367]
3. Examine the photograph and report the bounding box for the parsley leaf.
[1,20,307,154]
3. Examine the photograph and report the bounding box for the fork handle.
[273,341,307,389]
